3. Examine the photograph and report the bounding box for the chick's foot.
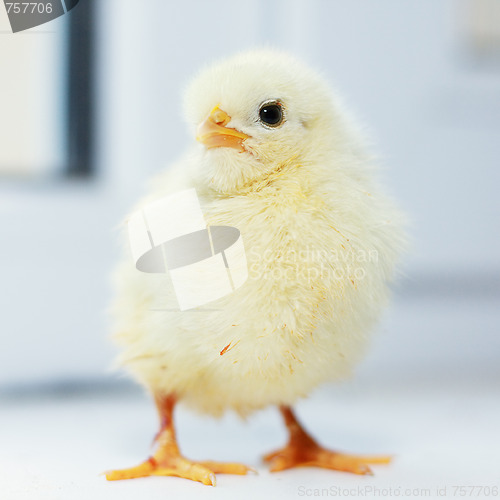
[264,406,391,475]
[105,395,253,486]
[105,456,217,485]
[105,455,252,486]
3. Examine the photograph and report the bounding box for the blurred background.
[1,0,499,498]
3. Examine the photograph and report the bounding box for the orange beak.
[196,106,250,152]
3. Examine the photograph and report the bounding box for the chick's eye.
[259,102,284,127]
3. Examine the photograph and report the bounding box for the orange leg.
[264,406,391,475]
[106,395,253,486]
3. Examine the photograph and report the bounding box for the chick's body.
[114,161,400,416]
[108,50,405,484]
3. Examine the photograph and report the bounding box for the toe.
[311,453,375,475]
[199,461,255,475]
[170,459,217,486]
[105,459,155,480]
[363,455,392,464]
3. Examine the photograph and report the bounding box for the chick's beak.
[196,106,250,152]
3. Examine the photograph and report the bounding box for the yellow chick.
[106,50,406,486]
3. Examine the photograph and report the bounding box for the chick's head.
[184,50,354,194]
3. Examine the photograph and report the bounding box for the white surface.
[1,381,499,500]
[1,294,499,500]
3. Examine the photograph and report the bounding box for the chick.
[106,50,405,486]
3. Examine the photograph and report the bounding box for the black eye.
[259,101,284,127]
